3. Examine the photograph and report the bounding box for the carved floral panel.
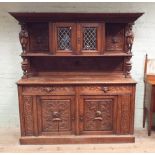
[41,99,72,132]
[106,23,125,51]
[84,99,113,131]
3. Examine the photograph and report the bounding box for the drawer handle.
[94,111,103,121]
[101,86,109,93]
[52,112,61,121]
[43,87,55,93]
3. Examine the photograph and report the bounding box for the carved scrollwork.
[19,22,29,54]
[125,57,132,78]
[125,23,134,54]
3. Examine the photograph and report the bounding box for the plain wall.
[0,2,155,129]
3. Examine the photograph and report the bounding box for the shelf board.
[21,53,132,57]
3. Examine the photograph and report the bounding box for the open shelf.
[21,52,132,57]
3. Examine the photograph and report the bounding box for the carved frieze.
[80,85,132,94]
[22,86,75,95]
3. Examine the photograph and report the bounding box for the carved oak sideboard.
[10,12,143,144]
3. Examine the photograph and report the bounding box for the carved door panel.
[77,23,104,55]
[105,23,125,52]
[53,23,77,55]
[79,96,117,135]
[37,96,75,135]
[28,22,49,52]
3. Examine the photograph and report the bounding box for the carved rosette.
[125,57,132,78]
[19,22,29,54]
[21,57,30,79]
[125,23,134,54]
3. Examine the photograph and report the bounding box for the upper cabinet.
[10,12,143,56]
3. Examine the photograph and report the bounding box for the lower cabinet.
[19,84,135,143]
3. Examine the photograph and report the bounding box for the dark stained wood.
[10,12,143,144]
[10,12,143,23]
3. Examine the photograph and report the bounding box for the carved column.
[125,56,132,78]
[21,56,30,79]
[19,22,29,54]
[125,23,134,54]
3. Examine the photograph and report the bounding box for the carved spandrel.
[19,22,29,54]
[125,23,134,54]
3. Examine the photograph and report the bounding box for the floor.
[0,128,155,153]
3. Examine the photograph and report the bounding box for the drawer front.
[22,86,75,95]
[80,85,133,95]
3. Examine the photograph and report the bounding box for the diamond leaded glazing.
[58,27,71,50]
[83,27,97,50]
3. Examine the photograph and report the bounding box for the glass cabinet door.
[77,23,104,55]
[53,23,76,55]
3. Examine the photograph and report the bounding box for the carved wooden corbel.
[125,23,134,54]
[125,57,132,78]
[19,22,29,54]
[21,57,30,79]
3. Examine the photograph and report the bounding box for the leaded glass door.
[53,23,77,55]
[77,23,104,55]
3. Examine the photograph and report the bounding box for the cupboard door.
[79,96,117,135]
[53,23,76,55]
[37,96,75,135]
[77,23,104,55]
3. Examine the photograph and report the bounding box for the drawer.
[80,85,133,95]
[22,86,75,95]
